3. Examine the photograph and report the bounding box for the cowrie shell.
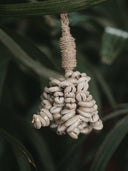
[66,103,77,110]
[65,71,73,78]
[77,108,91,117]
[50,106,62,114]
[40,109,53,120]
[67,119,80,132]
[81,126,92,134]
[61,111,75,121]
[64,85,76,93]
[77,82,89,92]
[78,100,95,107]
[65,115,79,127]
[68,132,78,139]
[54,92,64,97]
[55,97,64,104]
[65,98,75,103]
[48,87,61,93]
[91,119,103,130]
[76,92,86,102]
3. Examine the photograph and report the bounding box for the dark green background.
[0,0,128,171]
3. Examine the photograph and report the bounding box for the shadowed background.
[0,0,128,171]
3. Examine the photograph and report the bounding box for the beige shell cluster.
[32,71,103,139]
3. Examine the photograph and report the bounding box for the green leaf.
[0,0,109,17]
[2,26,57,71]
[93,67,116,108]
[103,108,128,122]
[81,135,104,169]
[101,27,128,64]
[26,126,56,171]
[0,128,37,170]
[58,136,87,169]
[0,139,4,159]
[0,106,56,171]
[0,55,9,103]
[91,115,128,171]
[69,12,89,26]
[116,103,128,109]
[67,147,82,171]
[0,28,61,79]
[13,150,32,171]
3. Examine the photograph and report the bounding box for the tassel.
[32,14,103,139]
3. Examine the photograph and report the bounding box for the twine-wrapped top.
[60,13,77,72]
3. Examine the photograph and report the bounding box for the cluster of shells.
[32,71,103,139]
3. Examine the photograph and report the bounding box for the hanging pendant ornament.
[32,14,103,139]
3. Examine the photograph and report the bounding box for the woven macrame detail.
[32,71,103,139]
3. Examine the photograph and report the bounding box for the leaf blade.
[0,56,9,103]
[101,27,128,64]
[26,125,56,171]
[103,108,128,122]
[0,0,109,16]
[93,67,116,108]
[0,128,37,170]
[91,115,128,171]
[0,28,61,79]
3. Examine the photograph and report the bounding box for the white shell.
[61,109,75,115]
[50,106,62,114]
[61,112,75,121]
[66,103,77,110]
[65,98,75,103]
[65,92,75,98]
[41,109,53,120]
[59,81,72,88]
[67,119,80,132]
[77,82,89,92]
[54,92,64,97]
[48,86,61,93]
[54,97,64,104]
[64,85,76,93]
[68,132,78,139]
[76,92,86,102]
[53,113,61,120]
[78,100,95,107]
[72,71,81,79]
[91,119,103,130]
[77,108,91,117]
[49,79,61,86]
[65,71,73,78]
[65,115,79,127]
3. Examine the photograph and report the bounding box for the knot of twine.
[60,13,76,72]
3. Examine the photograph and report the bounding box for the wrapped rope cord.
[32,14,103,139]
[60,13,76,72]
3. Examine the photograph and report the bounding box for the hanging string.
[60,13,77,72]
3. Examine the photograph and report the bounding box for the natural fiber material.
[32,13,103,139]
[32,71,103,139]
[60,13,76,72]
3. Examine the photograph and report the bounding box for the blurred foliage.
[0,0,128,171]
[101,27,128,64]
[0,0,108,16]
